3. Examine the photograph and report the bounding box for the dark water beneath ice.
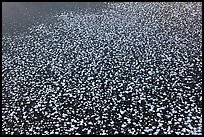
[2,2,108,35]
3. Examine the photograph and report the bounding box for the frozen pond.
[2,2,202,135]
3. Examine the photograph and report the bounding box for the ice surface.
[2,2,202,135]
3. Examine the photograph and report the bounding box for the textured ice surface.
[2,2,202,135]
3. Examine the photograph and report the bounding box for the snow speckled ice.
[2,2,202,135]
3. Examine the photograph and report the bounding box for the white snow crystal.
[120,110,125,115]
[55,124,60,127]
[178,118,182,122]
[148,70,153,75]
[87,129,91,134]
[127,118,131,124]
[87,77,93,80]
[121,123,127,128]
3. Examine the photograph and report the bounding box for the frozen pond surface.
[2,2,202,135]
